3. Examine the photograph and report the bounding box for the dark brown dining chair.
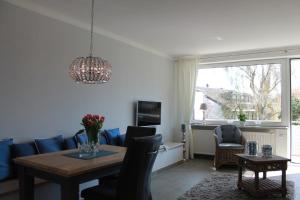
[81,134,162,200]
[124,126,156,147]
[99,126,157,184]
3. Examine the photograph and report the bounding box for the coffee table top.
[235,154,291,163]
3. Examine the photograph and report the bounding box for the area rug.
[177,173,294,200]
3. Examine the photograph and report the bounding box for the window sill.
[191,123,288,132]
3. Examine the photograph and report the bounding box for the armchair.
[213,125,246,169]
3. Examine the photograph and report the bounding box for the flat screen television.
[136,101,161,126]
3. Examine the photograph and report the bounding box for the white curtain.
[176,58,197,159]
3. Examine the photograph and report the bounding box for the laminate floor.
[151,159,300,200]
[2,159,299,200]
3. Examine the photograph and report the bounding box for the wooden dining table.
[14,145,126,200]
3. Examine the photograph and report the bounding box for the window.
[194,60,283,124]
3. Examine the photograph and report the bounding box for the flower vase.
[86,129,99,145]
[81,114,105,154]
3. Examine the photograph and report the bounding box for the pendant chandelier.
[69,0,112,84]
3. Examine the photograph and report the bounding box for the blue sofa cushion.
[11,142,38,177]
[0,138,13,181]
[11,142,38,158]
[118,134,126,147]
[104,128,120,145]
[99,134,108,145]
[64,137,77,149]
[35,135,64,154]
[76,131,108,145]
[76,133,88,145]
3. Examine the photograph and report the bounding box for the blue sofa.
[0,128,125,196]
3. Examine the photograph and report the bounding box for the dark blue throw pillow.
[104,128,121,145]
[12,142,37,158]
[76,132,108,145]
[11,142,38,177]
[64,137,77,150]
[0,138,13,181]
[75,133,88,145]
[118,134,126,147]
[35,135,64,154]
[99,134,108,145]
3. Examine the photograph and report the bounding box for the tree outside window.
[194,63,281,122]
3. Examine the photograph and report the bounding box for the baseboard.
[194,153,214,160]
[152,160,185,175]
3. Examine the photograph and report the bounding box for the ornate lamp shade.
[69,56,112,84]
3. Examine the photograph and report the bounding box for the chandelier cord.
[89,0,95,57]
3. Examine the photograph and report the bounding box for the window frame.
[192,58,289,127]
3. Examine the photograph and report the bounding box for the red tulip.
[82,114,105,129]
[100,116,105,122]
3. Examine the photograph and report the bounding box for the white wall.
[0,1,176,143]
[0,2,176,199]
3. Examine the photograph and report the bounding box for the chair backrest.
[215,125,242,144]
[124,126,156,147]
[117,134,162,200]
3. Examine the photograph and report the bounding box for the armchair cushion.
[219,143,244,150]
[216,125,242,144]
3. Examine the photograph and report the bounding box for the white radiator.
[193,129,287,157]
[243,131,276,154]
[292,126,300,156]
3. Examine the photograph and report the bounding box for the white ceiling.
[6,0,300,58]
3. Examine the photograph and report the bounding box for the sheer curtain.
[175,58,197,159]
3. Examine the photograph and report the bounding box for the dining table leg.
[61,179,79,200]
[254,171,259,190]
[282,169,287,197]
[19,166,34,200]
[263,171,267,179]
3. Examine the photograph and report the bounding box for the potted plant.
[237,108,247,126]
